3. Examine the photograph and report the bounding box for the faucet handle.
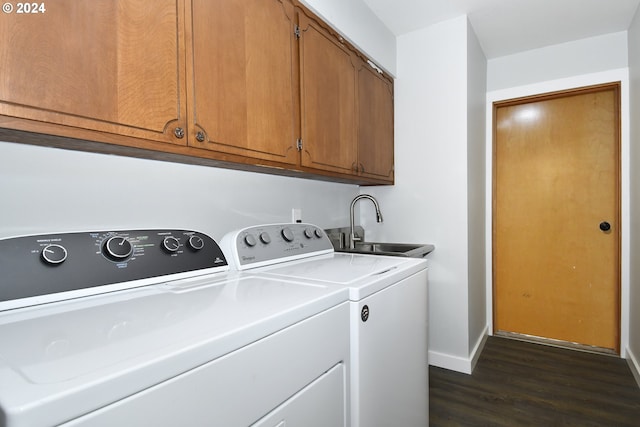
[339,232,346,249]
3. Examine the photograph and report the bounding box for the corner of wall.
[429,326,489,375]
[466,12,489,359]
[627,0,640,379]
[626,346,640,388]
[469,326,489,373]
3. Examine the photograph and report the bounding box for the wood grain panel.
[298,9,358,174]
[357,61,394,182]
[188,0,299,164]
[493,84,620,351]
[0,0,185,143]
[430,336,640,425]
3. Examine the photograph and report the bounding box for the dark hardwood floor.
[430,336,640,426]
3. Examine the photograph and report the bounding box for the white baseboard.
[626,346,640,389]
[469,327,489,372]
[429,350,474,374]
[429,327,489,375]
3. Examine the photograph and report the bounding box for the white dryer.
[222,223,429,427]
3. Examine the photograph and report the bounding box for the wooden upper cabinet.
[188,0,299,164]
[0,0,394,185]
[0,0,187,144]
[357,60,394,182]
[297,8,358,175]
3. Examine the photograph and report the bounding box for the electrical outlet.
[292,208,302,223]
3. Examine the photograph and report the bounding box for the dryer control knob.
[281,227,294,242]
[259,232,271,244]
[304,228,313,239]
[244,234,257,247]
[314,229,323,238]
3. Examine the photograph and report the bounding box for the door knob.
[599,221,611,232]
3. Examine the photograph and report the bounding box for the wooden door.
[297,8,358,175]
[357,60,394,183]
[188,0,299,165]
[0,0,186,144]
[493,84,620,352]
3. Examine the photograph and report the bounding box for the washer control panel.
[222,223,333,270]
[0,229,227,307]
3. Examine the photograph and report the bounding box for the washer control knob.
[304,228,313,239]
[314,229,323,238]
[188,235,205,251]
[244,234,257,247]
[104,236,133,260]
[281,227,294,242]
[41,244,68,265]
[259,232,271,244]
[162,236,181,253]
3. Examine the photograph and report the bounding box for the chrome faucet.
[349,194,383,249]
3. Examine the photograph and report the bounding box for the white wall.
[365,16,477,373]
[466,19,487,363]
[488,31,629,92]
[486,37,631,357]
[0,142,358,240]
[301,0,396,76]
[627,6,640,385]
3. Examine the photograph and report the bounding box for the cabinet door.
[298,9,358,175]
[357,61,394,183]
[188,0,299,165]
[0,0,186,145]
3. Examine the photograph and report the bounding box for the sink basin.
[355,242,421,253]
[337,241,435,258]
[324,226,434,258]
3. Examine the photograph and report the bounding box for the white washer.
[221,223,430,427]
[0,228,350,427]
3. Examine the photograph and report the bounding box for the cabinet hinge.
[296,138,303,151]
[294,25,300,39]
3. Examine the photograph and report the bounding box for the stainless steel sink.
[337,241,435,258]
[356,242,421,252]
[324,226,435,258]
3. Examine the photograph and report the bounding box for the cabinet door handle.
[196,131,205,142]
[174,127,185,139]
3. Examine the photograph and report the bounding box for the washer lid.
[258,253,426,300]
[0,274,348,427]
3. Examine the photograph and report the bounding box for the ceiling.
[361,0,640,58]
